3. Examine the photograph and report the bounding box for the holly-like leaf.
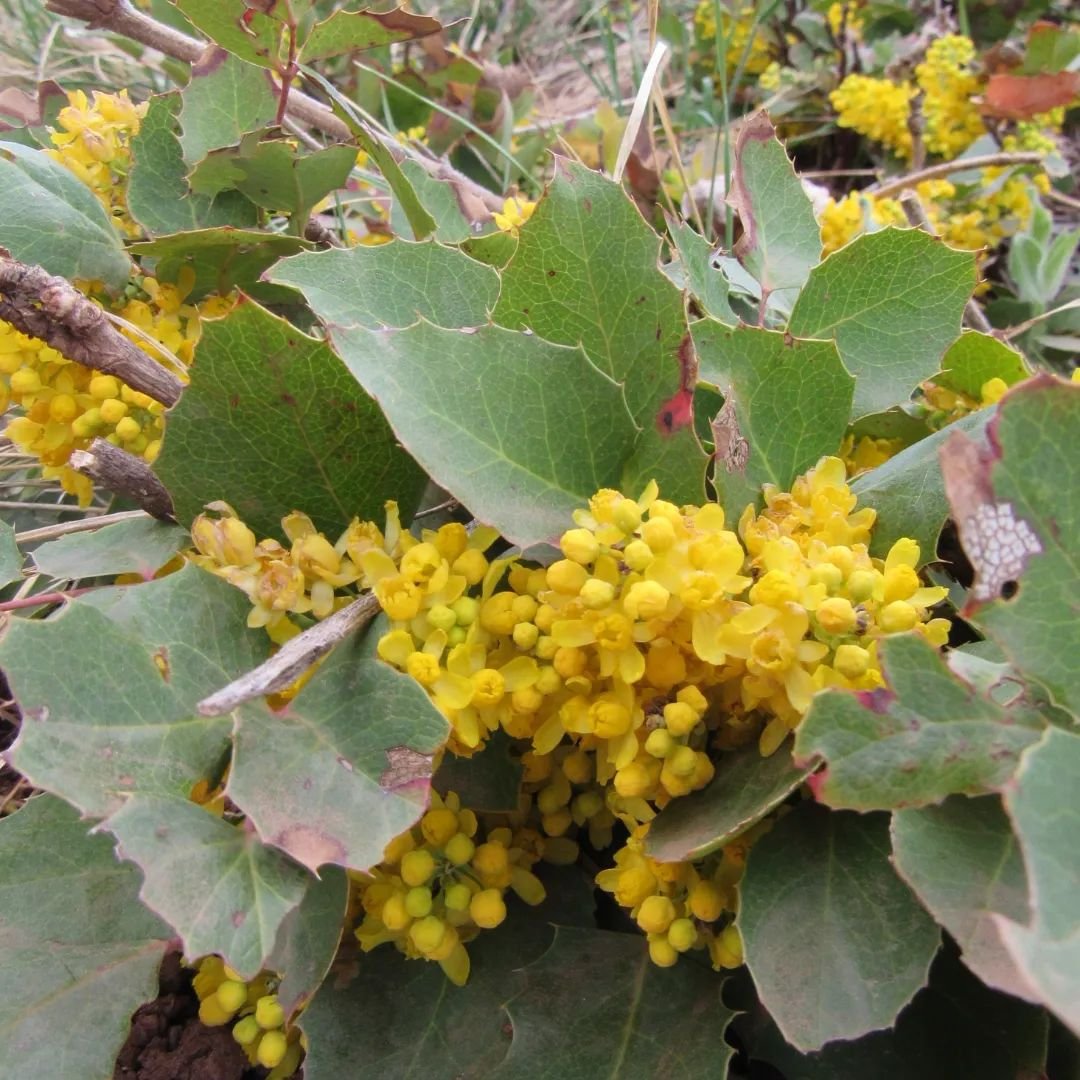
[178,48,278,167]
[740,802,940,1051]
[0,796,171,1080]
[891,795,1034,1001]
[228,637,449,874]
[266,866,349,1019]
[788,228,975,418]
[997,727,1080,1036]
[693,321,853,520]
[0,142,130,289]
[935,330,1029,400]
[128,92,257,235]
[31,517,188,581]
[0,519,22,589]
[395,159,484,244]
[190,139,355,222]
[942,375,1080,717]
[175,0,284,70]
[106,793,311,980]
[665,216,737,324]
[743,943,1049,1080]
[300,6,443,62]
[728,110,821,311]
[795,634,1044,811]
[497,926,736,1077]
[493,161,708,507]
[646,742,812,864]
[851,409,991,561]
[0,565,265,817]
[434,730,524,813]
[270,240,499,330]
[320,320,638,548]
[155,298,425,540]
[128,228,305,301]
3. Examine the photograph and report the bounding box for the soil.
[114,953,271,1080]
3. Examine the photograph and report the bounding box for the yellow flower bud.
[409,914,447,955]
[689,880,726,922]
[879,600,918,633]
[472,841,511,888]
[833,643,871,678]
[622,539,653,571]
[644,728,674,758]
[623,580,670,620]
[401,848,436,887]
[668,917,698,953]
[469,888,507,929]
[444,832,475,866]
[637,895,676,934]
[580,577,616,608]
[421,808,459,847]
[667,745,698,778]
[405,886,433,918]
[255,1030,288,1068]
[640,516,675,552]
[614,865,658,908]
[560,527,600,565]
[444,882,472,911]
[214,980,246,1014]
[98,397,128,424]
[648,935,679,968]
[614,761,653,798]
[381,891,412,930]
[663,701,698,737]
[254,994,285,1030]
[816,596,857,635]
[613,499,643,534]
[883,564,920,604]
[546,559,588,594]
[847,569,878,601]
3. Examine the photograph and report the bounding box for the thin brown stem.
[0,587,95,612]
[16,509,148,544]
[869,152,1044,200]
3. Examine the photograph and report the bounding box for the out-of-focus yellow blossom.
[493,197,536,235]
[694,1,774,76]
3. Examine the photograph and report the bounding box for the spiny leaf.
[301,6,443,62]
[106,793,311,980]
[228,638,449,874]
[891,795,1035,1001]
[493,161,708,507]
[728,110,821,311]
[794,634,1045,811]
[740,802,940,1051]
[0,565,265,817]
[935,330,1029,399]
[664,216,737,324]
[320,320,638,549]
[645,742,812,864]
[997,727,1080,1036]
[0,142,130,289]
[0,796,171,1080]
[127,92,257,235]
[693,321,853,520]
[788,228,975,418]
[175,0,284,70]
[31,517,188,581]
[270,240,499,330]
[155,298,426,540]
[942,374,1080,718]
[178,48,278,167]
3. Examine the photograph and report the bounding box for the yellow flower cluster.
[47,89,146,238]
[826,1,864,39]
[1,274,227,504]
[192,957,302,1077]
[830,74,916,158]
[915,35,986,158]
[351,791,546,985]
[694,1,774,76]
[839,433,905,478]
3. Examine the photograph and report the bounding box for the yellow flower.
[493,197,536,235]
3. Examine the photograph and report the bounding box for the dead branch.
[69,437,176,520]
[0,254,183,406]
[197,592,381,716]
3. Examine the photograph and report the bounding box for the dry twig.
[69,438,175,520]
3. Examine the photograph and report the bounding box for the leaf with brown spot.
[984,72,1080,119]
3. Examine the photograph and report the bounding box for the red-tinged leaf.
[983,72,1080,119]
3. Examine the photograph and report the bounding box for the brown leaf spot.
[710,394,749,474]
[274,824,347,870]
[280,392,297,407]
[232,909,247,928]
[381,745,435,792]
[546,269,557,277]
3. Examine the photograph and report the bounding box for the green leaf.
[228,638,449,874]
[128,92,257,235]
[795,634,1044,811]
[300,868,596,1078]
[0,565,265,817]
[106,793,310,980]
[788,228,975,418]
[31,517,188,581]
[321,320,638,548]
[155,298,425,540]
[266,866,349,1019]
[395,159,477,244]
[178,48,278,167]
[493,161,708,507]
[646,742,812,863]
[190,139,355,223]
[935,330,1029,399]
[496,926,736,1077]
[693,321,853,520]
[665,216,737,324]
[0,142,130,289]
[175,0,283,69]
[740,802,940,1051]
[270,240,499,330]
[943,375,1080,717]
[434,730,524,813]
[728,111,821,311]
[998,727,1080,1036]
[744,943,1048,1080]
[0,796,170,1080]
[891,795,1034,1000]
[301,7,443,62]
[851,409,991,561]
[128,228,306,301]
[0,519,22,590]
